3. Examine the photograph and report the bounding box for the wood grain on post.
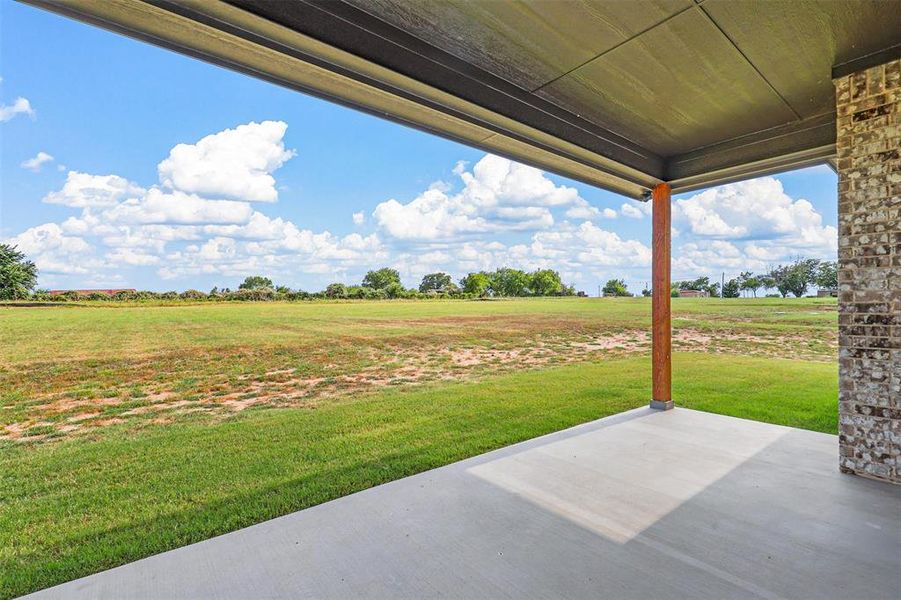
[651,183,672,408]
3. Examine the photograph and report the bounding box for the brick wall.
[834,59,900,484]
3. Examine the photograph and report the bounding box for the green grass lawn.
[0,298,837,597]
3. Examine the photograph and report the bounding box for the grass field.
[0,297,837,597]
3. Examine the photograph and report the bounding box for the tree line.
[601,258,838,298]
[0,246,584,301]
[1,243,837,302]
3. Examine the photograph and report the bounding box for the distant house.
[678,289,709,298]
[48,289,136,297]
[817,288,838,298]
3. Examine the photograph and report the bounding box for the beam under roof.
[22,0,901,199]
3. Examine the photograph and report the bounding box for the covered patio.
[27,408,900,598]
[19,0,900,596]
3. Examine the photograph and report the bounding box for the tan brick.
[835,58,901,484]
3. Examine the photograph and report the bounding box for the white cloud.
[460,154,580,207]
[21,151,54,172]
[565,198,617,220]
[373,154,586,241]
[374,190,493,240]
[5,223,96,275]
[352,211,365,225]
[381,219,651,289]
[673,240,748,276]
[0,97,34,122]
[8,222,90,256]
[157,230,386,281]
[620,202,648,219]
[531,222,651,269]
[103,188,254,225]
[157,120,295,202]
[44,172,145,208]
[10,121,388,286]
[674,177,836,253]
[105,248,161,266]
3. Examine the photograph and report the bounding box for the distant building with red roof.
[48,289,136,297]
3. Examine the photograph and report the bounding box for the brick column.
[834,59,899,484]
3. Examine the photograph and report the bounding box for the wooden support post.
[651,183,673,410]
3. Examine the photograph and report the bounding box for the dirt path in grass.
[0,324,835,444]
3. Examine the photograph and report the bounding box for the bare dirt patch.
[1,322,835,444]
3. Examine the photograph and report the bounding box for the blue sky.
[1,2,837,293]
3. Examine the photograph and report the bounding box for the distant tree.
[325,283,347,299]
[676,276,719,297]
[419,272,453,293]
[557,283,577,297]
[641,287,652,297]
[384,281,407,299]
[816,261,838,290]
[738,271,762,298]
[239,275,273,290]
[489,267,530,297]
[460,272,491,296]
[362,267,401,290]
[528,269,563,296]
[0,244,38,300]
[602,278,632,297]
[768,258,820,298]
[209,286,220,296]
[275,285,291,294]
[722,278,740,298]
[758,275,776,293]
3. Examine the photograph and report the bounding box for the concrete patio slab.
[26,407,900,599]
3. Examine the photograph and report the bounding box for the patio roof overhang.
[23,0,901,199]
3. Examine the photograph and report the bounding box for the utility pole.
[721,272,725,298]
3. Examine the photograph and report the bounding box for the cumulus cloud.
[620,202,649,219]
[565,198,617,220]
[44,172,145,208]
[8,222,90,256]
[11,133,388,287]
[373,154,585,241]
[352,211,364,225]
[674,177,836,251]
[6,223,96,275]
[0,97,34,122]
[105,248,161,266]
[157,230,385,281]
[530,222,651,269]
[157,120,295,202]
[103,189,254,225]
[374,188,495,240]
[6,120,339,286]
[20,151,54,172]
